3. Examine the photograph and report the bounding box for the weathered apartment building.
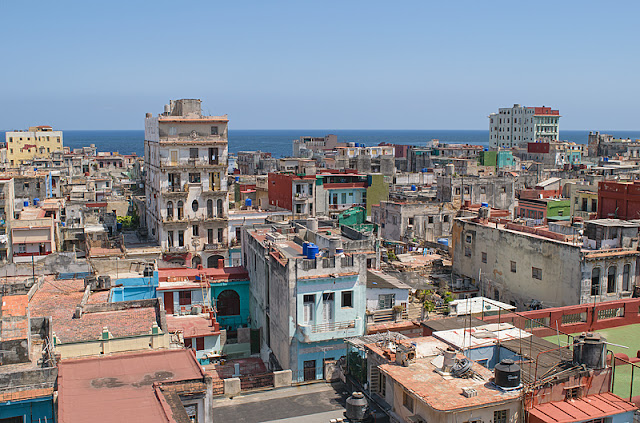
[371,200,457,243]
[452,215,640,309]
[144,99,229,267]
[4,125,64,167]
[334,145,395,177]
[489,104,560,148]
[588,131,640,158]
[292,134,341,157]
[243,219,373,381]
[436,174,516,213]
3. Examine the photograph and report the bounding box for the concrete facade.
[371,200,457,243]
[243,221,369,380]
[489,104,560,148]
[144,99,229,267]
[5,126,64,167]
[451,217,639,309]
[437,175,516,213]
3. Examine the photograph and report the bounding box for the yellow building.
[5,125,63,166]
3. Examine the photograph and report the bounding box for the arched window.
[623,264,631,291]
[177,201,184,220]
[591,268,601,296]
[207,254,225,268]
[192,256,201,268]
[217,289,240,316]
[207,199,213,218]
[217,199,224,218]
[192,200,199,213]
[166,201,173,220]
[608,266,617,293]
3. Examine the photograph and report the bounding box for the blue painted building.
[244,222,374,382]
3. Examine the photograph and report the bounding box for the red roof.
[166,314,220,338]
[158,266,249,283]
[528,393,637,423]
[57,349,204,423]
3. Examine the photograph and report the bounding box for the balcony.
[204,243,224,251]
[160,157,226,168]
[294,193,310,201]
[167,246,189,253]
[297,317,362,343]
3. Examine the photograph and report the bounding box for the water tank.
[329,237,342,257]
[481,202,489,208]
[494,359,521,389]
[411,185,417,191]
[143,265,154,277]
[345,392,368,421]
[245,198,252,207]
[34,198,40,205]
[484,147,489,152]
[302,242,310,256]
[437,238,449,246]
[421,168,429,173]
[573,332,607,369]
[445,164,455,176]
[235,176,240,182]
[23,200,29,207]
[306,244,319,259]
[306,217,318,232]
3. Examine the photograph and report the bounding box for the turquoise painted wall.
[328,188,366,205]
[0,397,55,423]
[211,279,250,331]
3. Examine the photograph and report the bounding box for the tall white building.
[489,104,560,148]
[144,99,229,268]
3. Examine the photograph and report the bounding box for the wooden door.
[164,292,174,315]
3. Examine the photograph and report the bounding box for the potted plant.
[392,305,404,321]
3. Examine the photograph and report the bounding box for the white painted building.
[489,104,560,148]
[144,99,229,268]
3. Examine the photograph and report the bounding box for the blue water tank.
[302,242,310,256]
[411,185,417,191]
[604,157,609,162]
[34,198,40,205]
[235,176,240,181]
[61,221,66,227]
[245,198,252,207]
[437,238,449,246]
[484,148,489,151]
[481,202,489,208]
[23,200,29,207]
[421,168,428,173]
[306,244,319,259]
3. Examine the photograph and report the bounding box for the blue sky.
[1,1,638,130]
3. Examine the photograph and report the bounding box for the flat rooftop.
[166,314,220,338]
[58,349,204,423]
[433,323,532,350]
[379,351,520,411]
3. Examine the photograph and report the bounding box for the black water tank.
[573,332,607,369]
[494,358,521,389]
[143,265,154,277]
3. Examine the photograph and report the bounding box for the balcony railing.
[309,320,356,333]
[160,157,225,167]
[204,243,224,251]
[167,246,188,253]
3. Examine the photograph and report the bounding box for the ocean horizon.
[3,129,640,158]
